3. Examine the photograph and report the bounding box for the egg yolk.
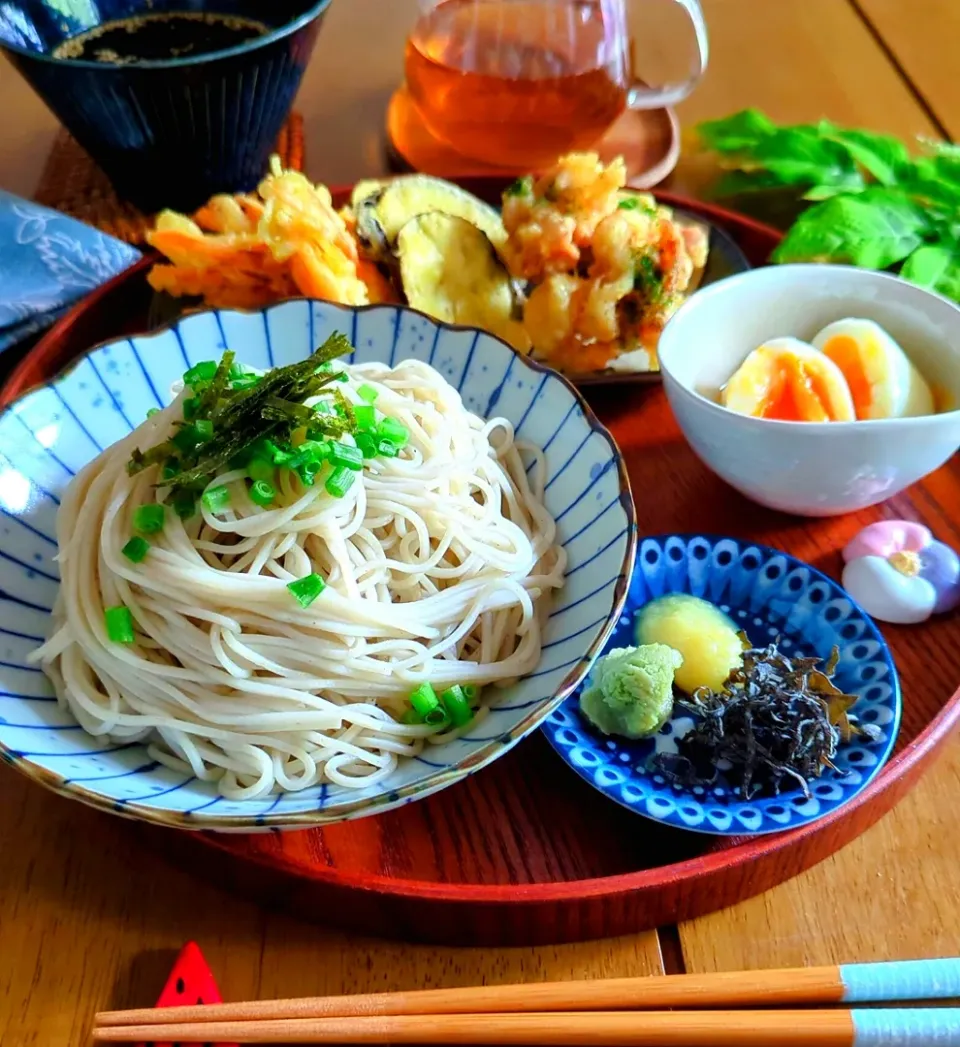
[722,343,856,423]
[818,333,873,420]
[761,354,837,421]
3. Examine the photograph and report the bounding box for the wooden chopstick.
[89,1007,960,1045]
[93,957,960,1028]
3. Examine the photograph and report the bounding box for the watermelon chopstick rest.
[136,941,236,1047]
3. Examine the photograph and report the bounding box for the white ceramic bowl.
[0,300,635,830]
[657,264,960,516]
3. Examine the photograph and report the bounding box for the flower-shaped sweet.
[841,521,960,624]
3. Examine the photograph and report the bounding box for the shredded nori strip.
[652,637,880,800]
[127,332,354,495]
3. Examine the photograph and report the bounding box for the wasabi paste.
[579,643,683,740]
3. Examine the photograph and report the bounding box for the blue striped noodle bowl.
[0,300,635,830]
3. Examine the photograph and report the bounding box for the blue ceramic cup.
[0,0,332,212]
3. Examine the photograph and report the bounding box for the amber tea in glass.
[405,0,708,170]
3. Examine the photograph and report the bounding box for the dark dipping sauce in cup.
[51,11,269,64]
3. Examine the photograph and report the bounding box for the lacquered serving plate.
[4,186,959,946]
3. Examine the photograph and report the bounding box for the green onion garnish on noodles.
[378,417,409,448]
[171,490,197,520]
[325,466,355,499]
[441,685,473,727]
[462,684,479,701]
[121,536,149,563]
[146,407,160,418]
[377,439,399,459]
[104,606,135,644]
[355,432,377,459]
[133,504,165,534]
[353,405,377,431]
[287,573,326,608]
[183,360,218,387]
[249,480,276,507]
[329,442,363,471]
[247,457,274,482]
[171,425,203,453]
[229,373,261,391]
[357,384,378,403]
[202,485,231,513]
[409,682,440,718]
[425,707,451,727]
[193,419,214,442]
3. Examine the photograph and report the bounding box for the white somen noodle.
[31,358,566,800]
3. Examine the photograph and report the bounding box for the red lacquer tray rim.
[5,186,959,908]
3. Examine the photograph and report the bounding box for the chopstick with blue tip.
[94,957,960,1030]
[92,1008,960,1045]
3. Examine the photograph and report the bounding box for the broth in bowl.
[52,11,270,63]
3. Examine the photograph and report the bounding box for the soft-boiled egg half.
[721,320,935,423]
[721,337,856,422]
[812,318,934,420]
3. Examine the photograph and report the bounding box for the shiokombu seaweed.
[653,636,882,800]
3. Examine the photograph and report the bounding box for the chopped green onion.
[354,405,377,431]
[402,708,423,725]
[355,432,378,459]
[377,417,409,448]
[133,504,165,534]
[313,400,332,415]
[357,384,379,403]
[171,490,196,519]
[193,419,214,442]
[287,572,326,608]
[336,372,350,382]
[296,463,320,487]
[377,439,399,458]
[161,459,181,481]
[425,707,450,727]
[329,441,363,471]
[298,439,331,461]
[202,485,231,513]
[249,480,276,507]
[261,438,294,466]
[462,684,479,701]
[440,685,473,727]
[104,605,134,644]
[146,407,161,418]
[171,426,202,453]
[617,196,640,210]
[182,396,199,420]
[121,536,149,563]
[409,682,440,718]
[182,364,217,389]
[229,373,260,390]
[248,457,274,482]
[325,465,355,498]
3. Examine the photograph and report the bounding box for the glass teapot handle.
[625,0,709,109]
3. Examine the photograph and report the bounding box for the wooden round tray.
[5,187,960,947]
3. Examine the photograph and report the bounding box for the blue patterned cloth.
[0,190,141,352]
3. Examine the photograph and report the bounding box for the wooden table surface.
[1,0,959,1042]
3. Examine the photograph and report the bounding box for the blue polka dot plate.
[0,300,636,831]
[541,534,902,836]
